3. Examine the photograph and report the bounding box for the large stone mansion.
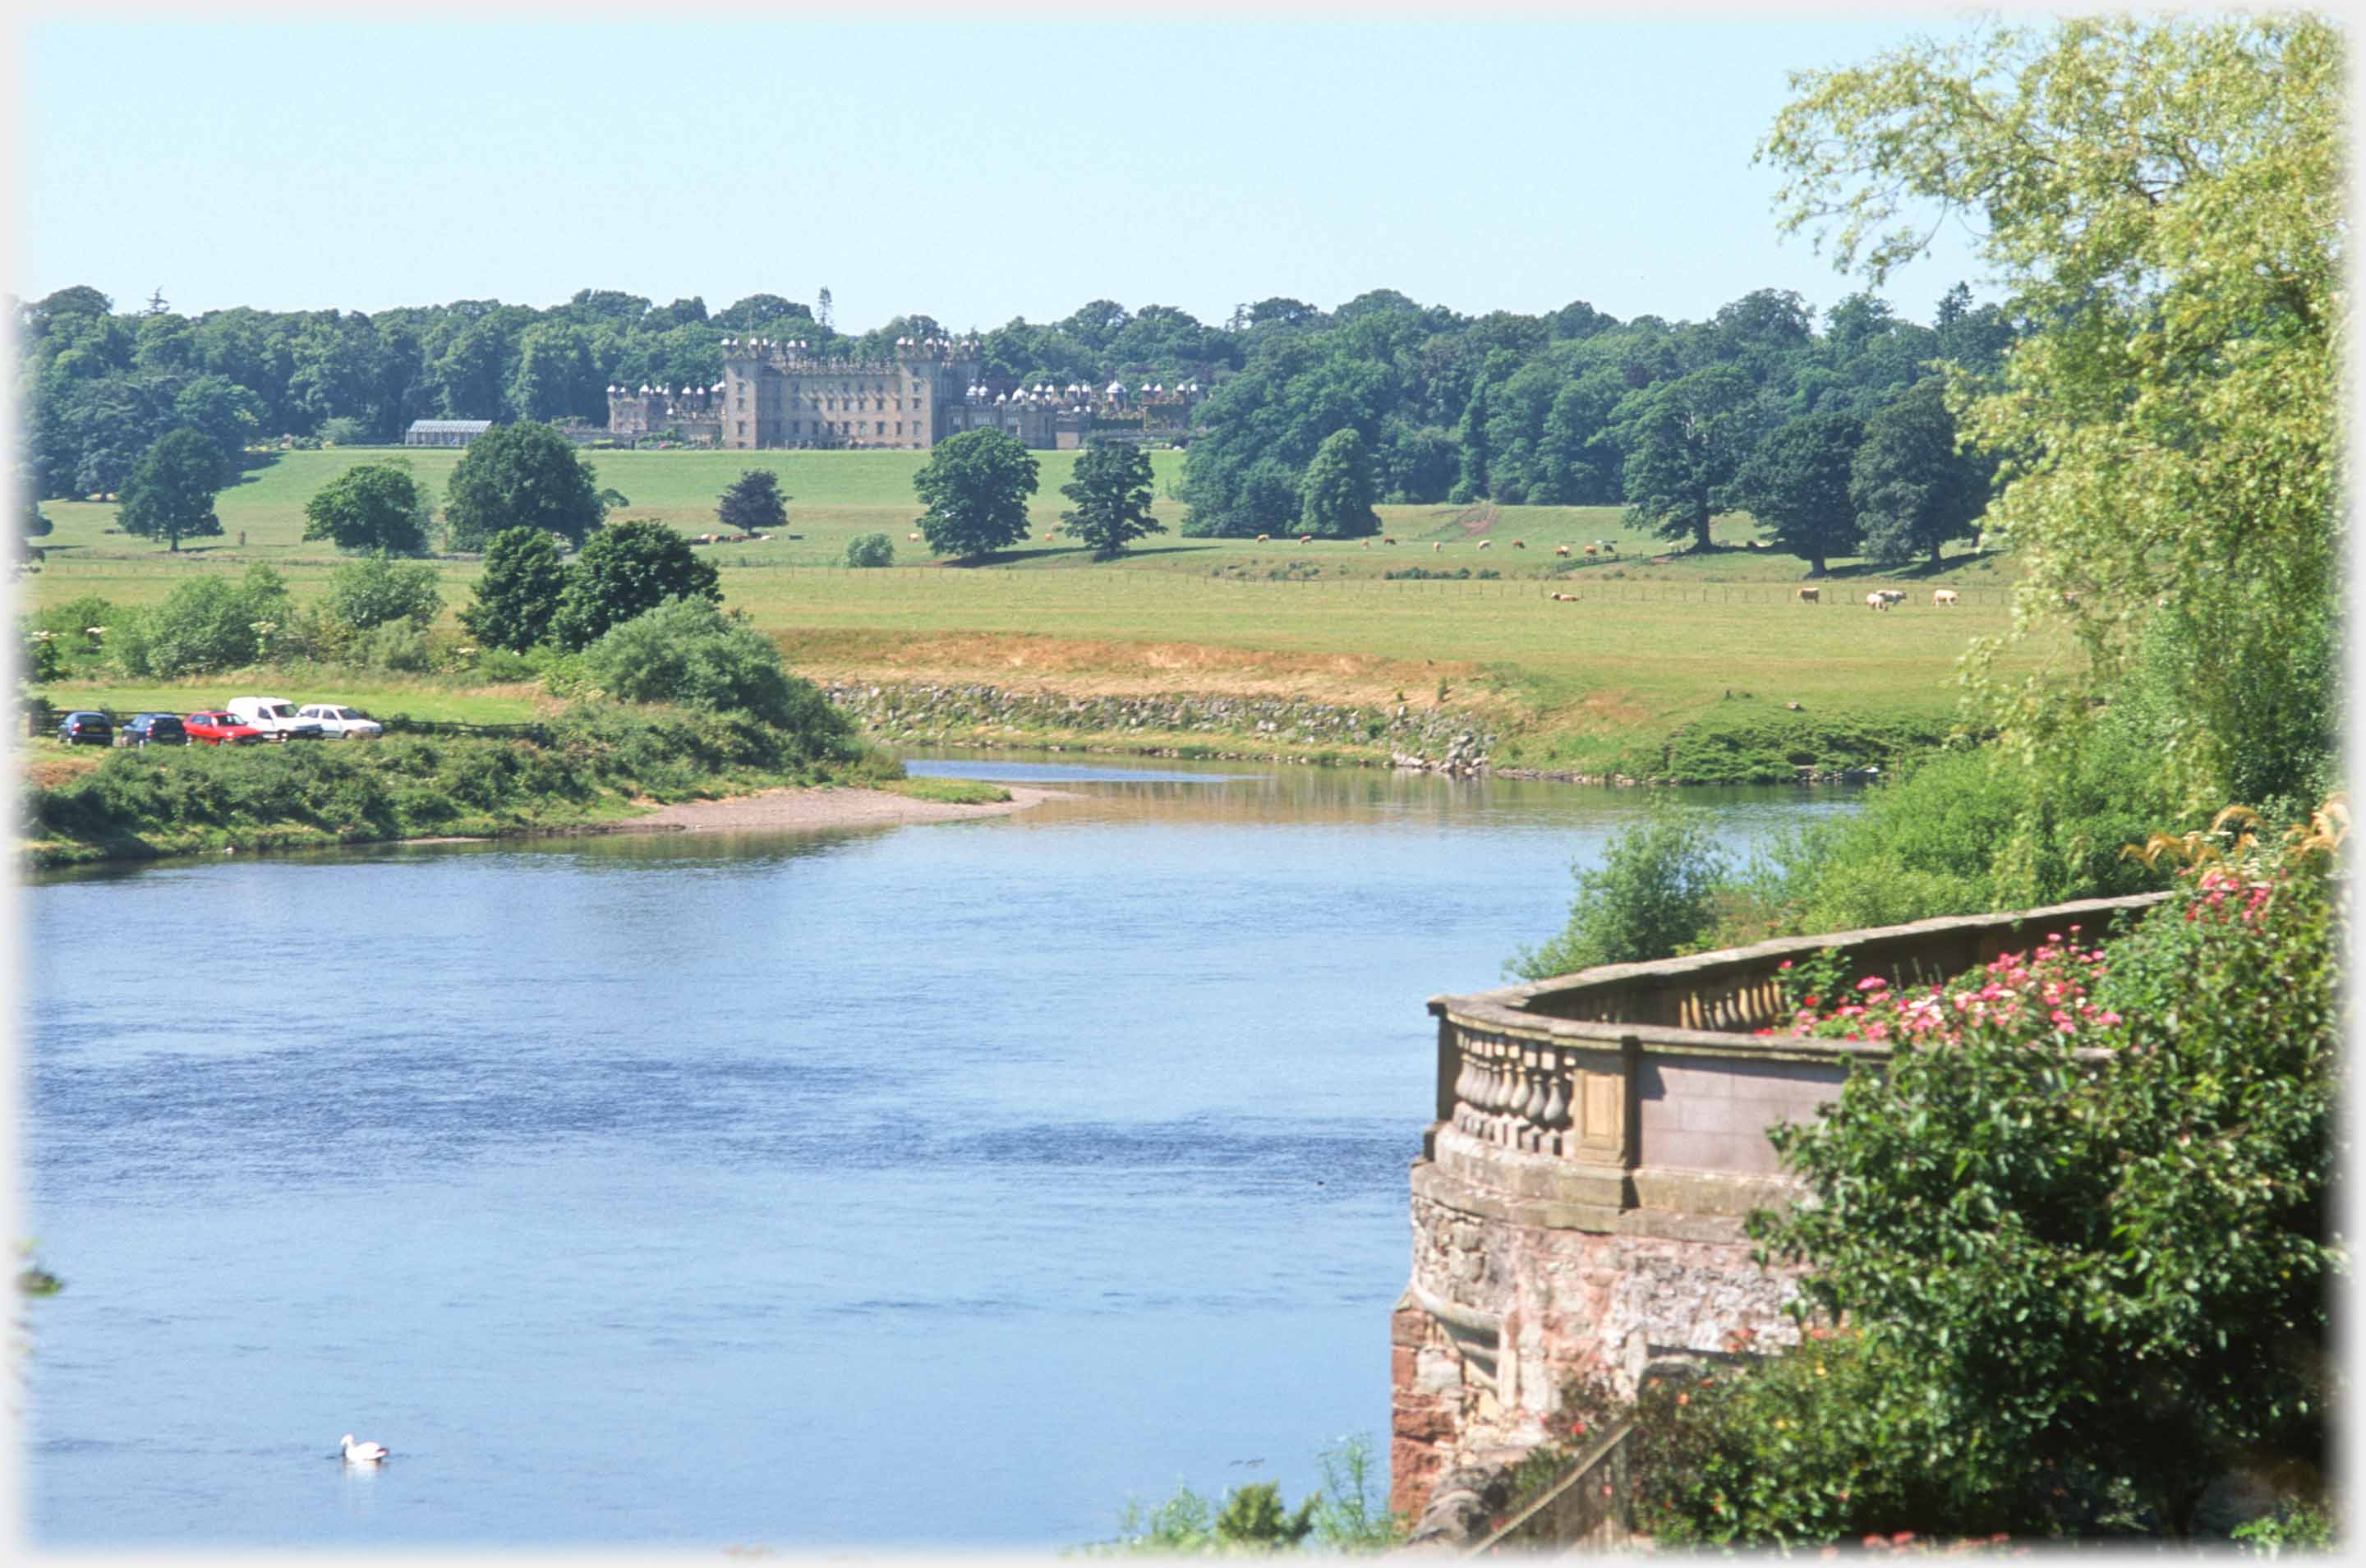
[605,333,1205,452]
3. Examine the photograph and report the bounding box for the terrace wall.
[1390,891,2170,1520]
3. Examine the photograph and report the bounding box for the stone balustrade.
[1390,890,2171,1522]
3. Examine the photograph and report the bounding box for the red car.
[184,710,265,747]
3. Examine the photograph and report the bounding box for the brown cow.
[1511,539,1526,549]
[1798,586,1821,603]
[1554,545,1571,557]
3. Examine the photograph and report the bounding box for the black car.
[119,713,191,747]
[55,710,112,746]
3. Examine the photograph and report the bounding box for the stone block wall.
[1389,892,2173,1521]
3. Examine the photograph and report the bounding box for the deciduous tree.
[1296,428,1382,539]
[116,428,226,551]
[1059,439,1165,558]
[913,430,1038,561]
[716,469,787,533]
[442,422,609,550]
[302,459,432,555]
[458,526,568,652]
[1613,365,1763,551]
[1761,11,2341,812]
[1846,379,1989,568]
[1731,411,1864,575]
[548,518,720,651]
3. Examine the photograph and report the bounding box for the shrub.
[844,531,895,568]
[578,597,858,763]
[1716,814,2343,1543]
[110,564,292,678]
[325,553,444,633]
[353,620,432,673]
[1509,801,1732,977]
[1738,736,2174,936]
[548,519,720,651]
[1083,1434,1399,1555]
[316,416,368,446]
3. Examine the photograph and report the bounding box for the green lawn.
[22,448,2036,775]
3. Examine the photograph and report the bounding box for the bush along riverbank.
[21,699,891,869]
[819,679,1944,785]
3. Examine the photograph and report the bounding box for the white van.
[224,696,326,742]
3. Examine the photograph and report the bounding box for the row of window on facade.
[734,421,913,438]
[737,390,928,414]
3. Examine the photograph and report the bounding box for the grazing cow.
[1883,590,1908,605]
[1476,540,1493,550]
[1932,589,1959,606]
[1256,533,1270,542]
[1511,539,1526,549]
[1583,545,1597,558]
[1554,545,1570,557]
[1298,535,1313,545]
[1433,542,1443,552]
[1867,591,1891,612]
[1383,536,1396,545]
[1550,591,1577,602]
[1798,586,1821,603]
[1603,541,1617,554]
[1360,540,1370,549]
[908,531,922,541]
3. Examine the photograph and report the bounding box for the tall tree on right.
[117,428,227,552]
[1762,11,2340,811]
[1845,379,1989,568]
[1058,439,1165,559]
[1297,428,1382,539]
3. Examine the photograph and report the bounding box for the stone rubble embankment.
[823,681,1502,776]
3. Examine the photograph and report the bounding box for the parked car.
[117,713,191,747]
[184,710,265,747]
[54,710,112,746]
[295,702,384,740]
[224,696,326,742]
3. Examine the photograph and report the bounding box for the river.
[19,754,1857,1550]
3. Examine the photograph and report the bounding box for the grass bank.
[19,701,898,869]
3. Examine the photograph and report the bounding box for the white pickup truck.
[296,702,384,740]
[225,696,326,742]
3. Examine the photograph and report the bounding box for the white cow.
[1867,591,1892,612]
[1932,589,1959,607]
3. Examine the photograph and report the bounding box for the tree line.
[17,278,2011,571]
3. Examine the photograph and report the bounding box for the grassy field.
[21,448,2041,775]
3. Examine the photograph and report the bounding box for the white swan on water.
[341,1433,389,1464]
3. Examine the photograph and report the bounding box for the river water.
[19,754,1856,1550]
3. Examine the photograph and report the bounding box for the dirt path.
[610,784,1063,835]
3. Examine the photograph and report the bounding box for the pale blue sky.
[17,14,1998,332]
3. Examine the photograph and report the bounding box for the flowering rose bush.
[1764,926,2126,1046]
[1636,804,2342,1546]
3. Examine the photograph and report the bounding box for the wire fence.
[705,563,2007,608]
